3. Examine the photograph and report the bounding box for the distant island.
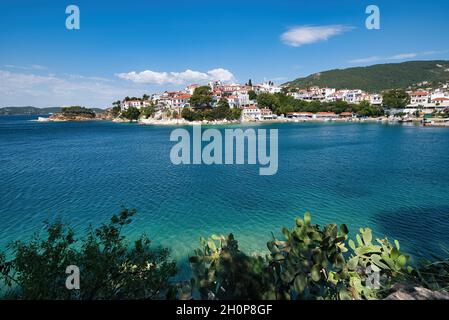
[0,106,106,116]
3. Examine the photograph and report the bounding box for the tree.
[248,90,257,101]
[60,106,96,119]
[213,98,231,119]
[256,93,278,111]
[382,89,410,109]
[122,106,140,121]
[247,79,253,87]
[141,105,155,118]
[229,108,242,120]
[357,101,384,117]
[189,86,213,109]
[0,209,177,299]
[142,94,150,101]
[111,101,122,117]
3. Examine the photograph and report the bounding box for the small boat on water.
[37,117,50,122]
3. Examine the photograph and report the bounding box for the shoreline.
[34,115,449,128]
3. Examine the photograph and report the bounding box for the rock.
[385,285,449,300]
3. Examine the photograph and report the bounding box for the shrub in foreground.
[0,208,177,299]
[1,210,446,300]
[190,212,411,300]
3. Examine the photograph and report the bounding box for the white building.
[242,105,261,120]
[255,82,282,94]
[344,90,364,104]
[260,108,275,119]
[120,100,151,111]
[186,84,200,95]
[409,91,430,107]
[226,95,239,109]
[369,94,383,106]
[237,92,250,106]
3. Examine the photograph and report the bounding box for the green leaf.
[207,240,217,251]
[282,227,290,240]
[391,248,399,260]
[210,234,222,241]
[294,274,307,293]
[394,239,400,251]
[348,239,356,251]
[356,234,363,247]
[339,224,349,236]
[339,288,352,300]
[362,228,372,245]
[371,254,391,270]
[311,265,321,282]
[304,212,311,225]
[397,255,407,268]
[347,256,359,270]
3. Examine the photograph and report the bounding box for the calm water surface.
[1,115,449,276]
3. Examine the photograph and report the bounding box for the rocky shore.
[44,111,114,122]
[138,118,240,126]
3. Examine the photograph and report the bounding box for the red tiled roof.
[174,94,192,99]
[316,112,337,116]
[411,91,429,96]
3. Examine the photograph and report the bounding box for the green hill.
[0,106,106,115]
[284,60,449,92]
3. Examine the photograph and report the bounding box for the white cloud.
[348,56,383,64]
[206,68,235,82]
[349,50,448,64]
[3,64,47,71]
[0,70,142,108]
[281,25,353,47]
[116,67,235,85]
[389,53,418,60]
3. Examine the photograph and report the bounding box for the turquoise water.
[1,115,449,277]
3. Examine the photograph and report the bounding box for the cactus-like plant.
[191,213,411,300]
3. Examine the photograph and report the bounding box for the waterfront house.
[287,112,314,119]
[430,97,449,110]
[260,108,275,120]
[409,91,430,107]
[120,99,151,111]
[339,112,353,118]
[242,105,261,120]
[314,112,338,120]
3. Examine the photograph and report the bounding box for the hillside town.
[111,79,449,126]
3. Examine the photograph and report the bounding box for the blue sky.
[1,0,449,108]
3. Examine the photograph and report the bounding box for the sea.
[1,115,449,277]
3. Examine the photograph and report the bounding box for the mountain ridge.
[284,60,449,92]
